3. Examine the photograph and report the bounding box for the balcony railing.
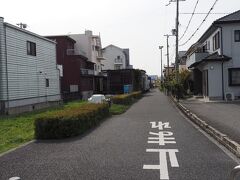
[67,49,87,57]
[114,58,123,64]
[186,52,209,68]
[80,68,94,75]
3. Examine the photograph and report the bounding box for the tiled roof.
[188,52,231,68]
[215,10,240,23]
[203,52,231,61]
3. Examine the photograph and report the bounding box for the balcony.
[67,49,87,57]
[186,52,209,68]
[95,38,101,48]
[96,51,105,61]
[114,58,123,64]
[80,68,94,75]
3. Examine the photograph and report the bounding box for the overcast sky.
[1,0,239,76]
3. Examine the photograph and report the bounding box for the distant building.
[178,51,187,72]
[163,64,175,79]
[69,30,105,75]
[0,17,61,114]
[69,31,107,94]
[106,69,144,94]
[102,44,133,70]
[46,35,95,100]
[148,75,159,81]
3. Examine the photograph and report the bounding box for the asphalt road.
[0,89,238,180]
[181,98,240,144]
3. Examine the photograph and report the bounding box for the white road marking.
[150,121,171,130]
[143,149,179,180]
[148,131,176,145]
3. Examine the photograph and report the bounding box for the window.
[229,68,240,86]
[46,79,49,87]
[27,41,36,56]
[70,85,78,92]
[234,30,240,42]
[117,55,120,59]
[207,41,210,50]
[114,64,122,70]
[213,32,220,50]
[202,43,207,52]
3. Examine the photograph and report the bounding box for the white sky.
[1,0,239,76]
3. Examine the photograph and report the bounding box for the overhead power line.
[179,0,219,47]
[179,0,200,41]
[180,12,229,14]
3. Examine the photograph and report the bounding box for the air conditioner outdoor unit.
[225,92,234,101]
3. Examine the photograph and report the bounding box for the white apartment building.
[70,31,105,75]
[0,17,61,114]
[186,10,240,101]
[102,44,133,70]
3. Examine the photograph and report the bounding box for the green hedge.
[131,91,142,99]
[112,91,142,105]
[35,103,109,139]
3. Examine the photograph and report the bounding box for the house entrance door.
[202,70,208,97]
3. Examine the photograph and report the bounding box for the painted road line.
[148,131,176,145]
[143,121,179,180]
[143,149,179,180]
[150,121,171,130]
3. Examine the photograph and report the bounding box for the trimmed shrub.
[34,103,109,139]
[112,94,132,105]
[131,91,142,99]
[111,91,142,105]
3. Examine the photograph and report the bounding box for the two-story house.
[186,10,240,101]
[45,36,95,100]
[102,44,133,70]
[0,17,61,114]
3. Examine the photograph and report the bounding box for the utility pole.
[175,0,180,101]
[164,35,174,87]
[159,46,164,81]
[169,0,185,101]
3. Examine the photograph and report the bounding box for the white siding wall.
[199,29,223,99]
[0,22,61,107]
[202,62,223,98]
[202,28,221,54]
[102,45,126,70]
[0,18,7,100]
[222,24,240,98]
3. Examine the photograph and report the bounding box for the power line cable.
[180,12,229,14]
[179,0,219,47]
[179,0,200,41]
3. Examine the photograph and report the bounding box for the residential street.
[0,89,238,180]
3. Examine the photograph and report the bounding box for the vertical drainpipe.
[219,26,225,100]
[215,24,224,100]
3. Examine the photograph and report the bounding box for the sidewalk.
[180,97,240,145]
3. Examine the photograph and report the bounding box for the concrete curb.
[0,140,35,158]
[170,96,240,158]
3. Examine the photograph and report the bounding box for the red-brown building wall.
[46,36,94,100]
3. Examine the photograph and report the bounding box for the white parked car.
[88,94,111,105]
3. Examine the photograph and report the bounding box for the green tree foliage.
[163,69,191,98]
